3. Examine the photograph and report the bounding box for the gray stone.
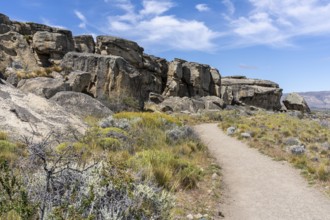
[148,92,164,104]
[284,137,301,146]
[0,82,86,141]
[66,71,91,92]
[288,145,305,155]
[17,77,70,98]
[221,77,282,110]
[4,67,19,86]
[241,132,252,139]
[95,35,144,67]
[198,96,225,110]
[50,91,113,118]
[163,59,221,98]
[61,52,143,106]
[227,127,236,135]
[74,35,95,53]
[33,31,74,65]
[283,93,311,113]
[186,214,194,220]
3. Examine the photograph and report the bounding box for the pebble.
[212,173,218,180]
[186,214,194,220]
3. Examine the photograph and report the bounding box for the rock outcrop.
[221,76,282,110]
[163,59,221,98]
[0,80,86,141]
[96,36,144,68]
[74,35,95,53]
[0,13,74,72]
[0,13,285,115]
[61,52,143,103]
[283,93,311,113]
[50,91,113,118]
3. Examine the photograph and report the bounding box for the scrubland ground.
[0,112,222,220]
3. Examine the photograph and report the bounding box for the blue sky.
[1,0,330,92]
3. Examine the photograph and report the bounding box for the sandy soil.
[194,123,330,220]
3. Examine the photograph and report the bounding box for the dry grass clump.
[219,110,330,188]
[16,65,62,79]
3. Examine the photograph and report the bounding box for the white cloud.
[41,18,66,29]
[74,10,87,29]
[106,0,219,51]
[222,0,235,15]
[226,0,330,47]
[140,0,174,15]
[195,4,209,12]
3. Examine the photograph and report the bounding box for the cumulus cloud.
[195,4,209,12]
[226,0,330,47]
[106,0,219,51]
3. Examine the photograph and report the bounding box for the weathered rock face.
[0,80,86,141]
[33,31,74,66]
[66,71,92,93]
[96,36,144,68]
[17,77,70,99]
[221,76,282,110]
[163,59,221,98]
[283,93,311,113]
[0,31,38,73]
[61,52,143,102]
[50,91,113,118]
[74,35,95,53]
[0,13,74,72]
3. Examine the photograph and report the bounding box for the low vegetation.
[219,110,330,191]
[0,112,222,219]
[15,65,62,79]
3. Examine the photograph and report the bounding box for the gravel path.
[194,123,330,220]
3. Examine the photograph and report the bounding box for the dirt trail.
[194,123,330,220]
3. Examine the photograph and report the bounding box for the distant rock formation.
[221,76,282,110]
[283,93,311,113]
[295,91,330,110]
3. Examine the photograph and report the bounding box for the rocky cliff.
[0,13,283,113]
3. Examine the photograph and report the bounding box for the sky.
[1,0,330,93]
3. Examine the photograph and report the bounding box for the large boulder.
[163,59,221,98]
[17,77,70,98]
[283,93,311,113]
[74,35,95,53]
[221,76,282,110]
[0,31,39,73]
[0,80,86,141]
[95,36,144,67]
[50,91,113,118]
[0,13,75,72]
[32,31,74,66]
[61,52,143,103]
